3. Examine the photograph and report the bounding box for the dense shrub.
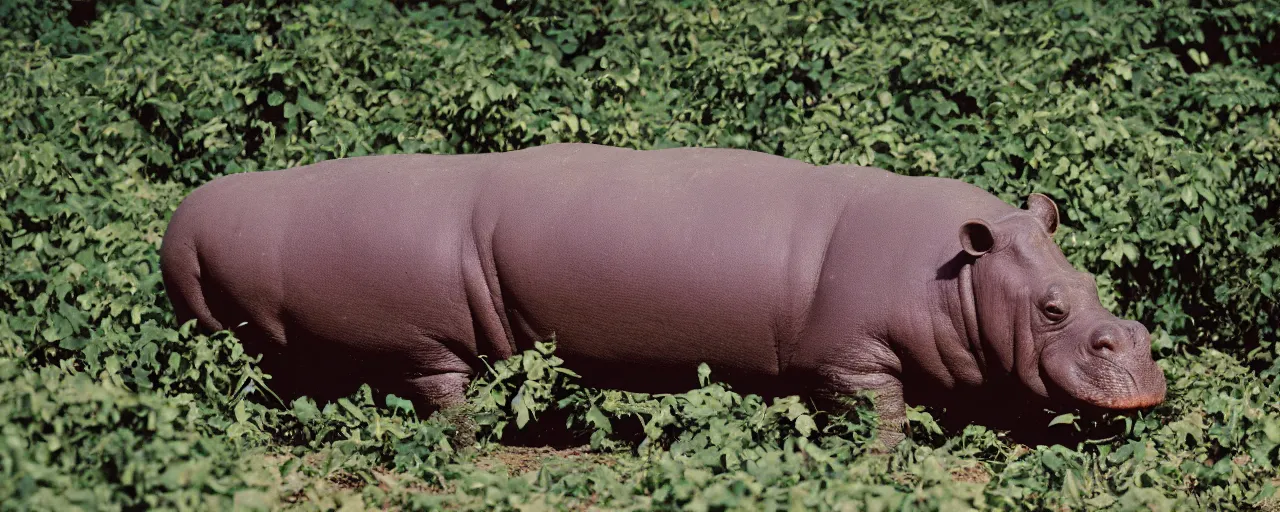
[2,0,1279,509]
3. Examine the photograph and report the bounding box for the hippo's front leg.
[399,371,478,448]
[819,367,907,449]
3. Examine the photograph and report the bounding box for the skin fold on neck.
[958,262,988,374]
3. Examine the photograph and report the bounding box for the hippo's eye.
[1043,302,1068,322]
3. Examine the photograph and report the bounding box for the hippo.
[159,143,1166,446]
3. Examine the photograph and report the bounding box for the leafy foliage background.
[2,0,1279,509]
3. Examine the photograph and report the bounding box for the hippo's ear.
[959,219,996,257]
[1026,193,1059,235]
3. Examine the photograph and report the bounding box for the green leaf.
[296,93,324,115]
[697,363,712,387]
[337,398,368,423]
[1181,186,1197,206]
[233,399,248,423]
[1187,225,1202,247]
[1049,413,1078,427]
[1121,242,1140,262]
[586,405,612,433]
[794,414,816,437]
[386,394,415,415]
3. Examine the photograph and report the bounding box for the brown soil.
[949,463,991,484]
[474,444,611,476]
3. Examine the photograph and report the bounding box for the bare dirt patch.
[949,463,991,484]
[475,444,613,476]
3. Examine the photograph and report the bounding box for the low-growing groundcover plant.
[2,0,1280,509]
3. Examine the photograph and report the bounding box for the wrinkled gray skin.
[159,143,1167,446]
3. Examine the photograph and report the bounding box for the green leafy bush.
[2,0,1279,509]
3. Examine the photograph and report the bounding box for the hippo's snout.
[1089,363,1167,409]
[1043,318,1167,411]
[1085,321,1166,409]
[1088,320,1151,357]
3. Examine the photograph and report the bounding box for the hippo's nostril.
[1091,335,1116,353]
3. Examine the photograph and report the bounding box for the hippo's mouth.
[1044,356,1166,412]
[1074,390,1165,410]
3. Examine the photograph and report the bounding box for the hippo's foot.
[438,402,479,451]
[818,369,907,452]
[870,383,907,452]
[401,372,478,451]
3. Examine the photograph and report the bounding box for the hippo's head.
[958,193,1166,411]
